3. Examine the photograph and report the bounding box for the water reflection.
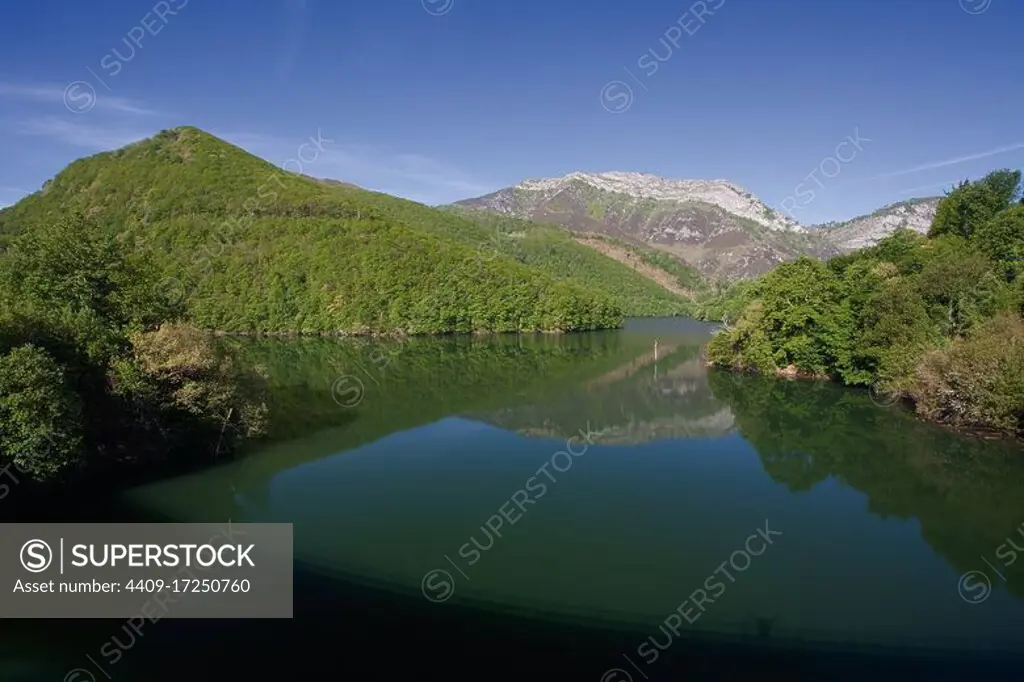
[474,342,735,443]
[116,321,1024,653]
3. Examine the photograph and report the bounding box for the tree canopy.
[708,168,1024,437]
[0,213,264,484]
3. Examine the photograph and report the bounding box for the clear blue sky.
[1,0,1021,224]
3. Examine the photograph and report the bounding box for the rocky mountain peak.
[512,171,804,233]
[814,197,941,252]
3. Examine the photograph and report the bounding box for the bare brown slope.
[573,237,696,300]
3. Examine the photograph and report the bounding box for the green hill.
[437,207,699,316]
[0,127,694,333]
[0,127,613,334]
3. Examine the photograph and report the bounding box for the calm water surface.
[6,318,1024,679]
[133,319,1024,644]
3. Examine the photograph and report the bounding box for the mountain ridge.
[454,171,944,279]
[811,196,941,252]
[468,170,802,232]
[454,172,832,280]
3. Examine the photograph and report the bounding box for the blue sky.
[0,0,1021,224]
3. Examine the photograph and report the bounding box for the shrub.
[705,300,778,374]
[909,314,1024,436]
[111,324,268,448]
[0,345,85,480]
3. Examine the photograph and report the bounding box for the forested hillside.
[0,127,700,332]
[707,169,1024,438]
[0,127,623,335]
[438,208,699,316]
[0,211,267,485]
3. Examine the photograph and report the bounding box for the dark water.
[5,318,1024,681]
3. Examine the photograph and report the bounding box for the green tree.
[0,345,85,480]
[0,212,265,483]
[982,169,1023,207]
[975,204,1024,282]
[707,258,853,377]
[854,277,936,389]
[929,169,1022,240]
[706,300,777,373]
[862,228,929,275]
[0,212,179,362]
[753,257,852,376]
[915,236,1004,337]
[706,169,1024,436]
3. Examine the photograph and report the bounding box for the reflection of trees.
[201,332,668,487]
[475,344,736,443]
[707,370,1024,597]
[225,332,649,440]
[130,332,671,520]
[759,450,821,492]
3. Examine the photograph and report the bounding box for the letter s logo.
[20,539,53,573]
[63,81,97,114]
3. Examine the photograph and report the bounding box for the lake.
[4,318,1024,680]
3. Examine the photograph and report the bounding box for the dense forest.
[422,208,701,318]
[0,127,711,335]
[707,169,1024,438]
[0,126,701,485]
[0,212,267,486]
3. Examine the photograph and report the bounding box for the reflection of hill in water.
[143,331,694,502]
[706,370,1024,600]
[472,345,736,444]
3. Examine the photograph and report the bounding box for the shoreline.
[206,326,619,339]
[705,360,1024,444]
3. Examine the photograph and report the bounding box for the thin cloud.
[0,186,31,209]
[18,117,152,150]
[0,83,158,115]
[327,153,495,203]
[385,153,495,197]
[217,130,494,204]
[894,178,966,196]
[871,142,1024,180]
[0,186,32,196]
